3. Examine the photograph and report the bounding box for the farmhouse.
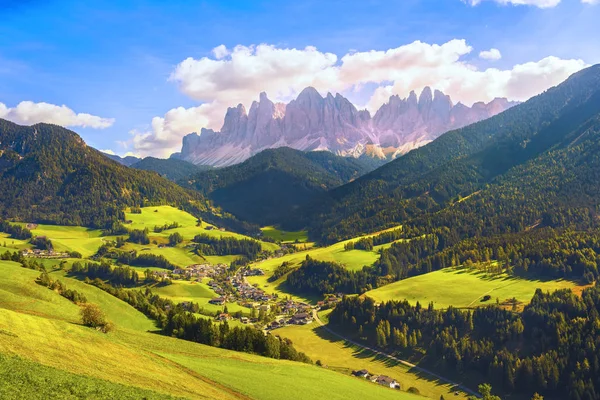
[375,375,399,389]
[209,297,226,305]
[216,313,231,321]
[292,312,313,325]
[352,369,369,378]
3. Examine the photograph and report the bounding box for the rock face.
[176,87,517,167]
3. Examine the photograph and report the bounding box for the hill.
[291,64,600,243]
[0,120,252,232]
[0,259,423,400]
[131,157,212,182]
[102,152,141,166]
[183,147,379,225]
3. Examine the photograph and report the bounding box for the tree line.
[330,286,600,400]
[192,234,262,260]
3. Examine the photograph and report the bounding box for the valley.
[1,21,600,398]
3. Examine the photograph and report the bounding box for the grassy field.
[149,279,249,316]
[0,233,31,254]
[276,311,468,400]
[0,259,422,400]
[260,226,309,243]
[125,206,279,252]
[246,226,403,301]
[366,267,583,309]
[25,224,116,258]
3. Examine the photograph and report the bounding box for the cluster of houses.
[352,370,400,389]
[21,249,70,259]
[171,263,227,279]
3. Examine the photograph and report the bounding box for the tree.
[80,303,107,329]
[168,232,183,246]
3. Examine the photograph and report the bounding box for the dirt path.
[312,310,480,398]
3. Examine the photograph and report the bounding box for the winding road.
[311,310,480,398]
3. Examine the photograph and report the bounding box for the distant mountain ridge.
[181,147,380,225]
[176,87,517,167]
[103,153,141,166]
[287,64,600,243]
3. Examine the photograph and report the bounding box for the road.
[311,310,480,398]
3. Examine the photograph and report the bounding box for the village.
[152,262,342,330]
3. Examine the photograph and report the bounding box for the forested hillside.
[183,147,379,225]
[131,156,212,182]
[290,65,600,244]
[0,120,254,233]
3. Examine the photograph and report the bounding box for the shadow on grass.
[311,325,472,395]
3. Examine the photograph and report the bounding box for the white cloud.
[130,41,587,157]
[464,0,562,7]
[212,45,230,60]
[0,101,114,129]
[581,0,599,4]
[100,149,116,155]
[479,48,502,61]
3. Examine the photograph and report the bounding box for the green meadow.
[246,226,403,300]
[277,311,469,400]
[366,267,583,309]
[0,260,423,400]
[260,226,309,243]
[149,279,249,316]
[125,206,279,252]
[26,224,116,258]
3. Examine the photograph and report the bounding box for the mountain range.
[181,147,381,225]
[287,64,600,243]
[174,87,517,167]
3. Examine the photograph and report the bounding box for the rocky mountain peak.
[178,86,516,167]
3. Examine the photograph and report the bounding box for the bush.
[80,303,108,330]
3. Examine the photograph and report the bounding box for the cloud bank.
[129,40,587,157]
[0,101,114,129]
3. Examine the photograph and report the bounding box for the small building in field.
[352,369,369,378]
[209,297,226,305]
[375,375,399,389]
[216,313,231,321]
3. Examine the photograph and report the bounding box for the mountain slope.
[291,64,600,242]
[131,157,212,182]
[183,147,378,225]
[102,153,141,166]
[177,87,515,167]
[0,120,251,232]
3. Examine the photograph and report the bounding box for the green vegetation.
[261,226,309,243]
[366,267,582,309]
[131,156,212,182]
[0,119,244,230]
[278,313,468,400]
[332,285,600,399]
[291,65,600,244]
[182,147,379,225]
[0,259,419,400]
[27,224,110,257]
[0,353,181,400]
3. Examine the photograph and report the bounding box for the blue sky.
[1,0,599,157]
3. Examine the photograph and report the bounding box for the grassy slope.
[277,311,468,400]
[0,353,181,400]
[366,267,582,309]
[26,224,116,258]
[125,206,279,252]
[0,260,422,400]
[246,226,403,301]
[150,279,249,316]
[260,226,309,243]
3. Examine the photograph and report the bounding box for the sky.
[1,0,599,158]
